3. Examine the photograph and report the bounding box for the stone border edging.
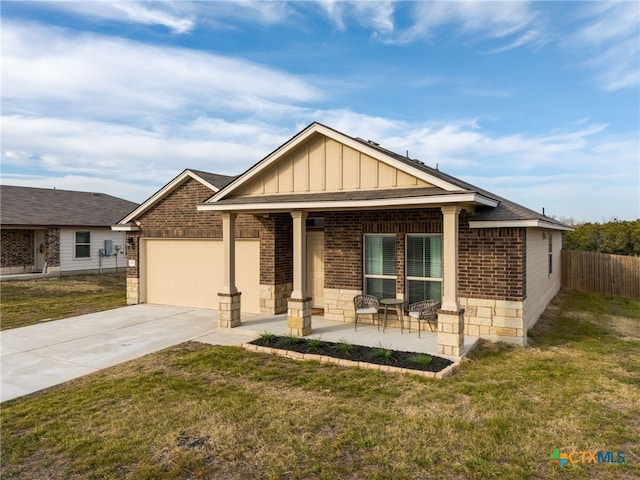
[240,343,459,379]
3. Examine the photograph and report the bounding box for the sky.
[1,1,639,223]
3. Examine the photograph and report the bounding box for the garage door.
[144,239,260,313]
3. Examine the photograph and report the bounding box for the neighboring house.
[114,123,572,356]
[1,185,137,276]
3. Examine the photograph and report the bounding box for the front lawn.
[0,273,126,330]
[1,291,639,479]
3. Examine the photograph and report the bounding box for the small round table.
[380,298,408,333]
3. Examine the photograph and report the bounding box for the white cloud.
[483,29,544,54]
[0,114,292,202]
[563,2,640,91]
[316,0,395,34]
[36,0,195,33]
[33,0,300,32]
[2,21,322,125]
[387,0,536,45]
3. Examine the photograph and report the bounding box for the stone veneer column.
[218,291,242,328]
[288,211,311,336]
[438,206,465,357]
[126,278,140,304]
[218,212,241,328]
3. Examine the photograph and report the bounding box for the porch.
[202,312,479,362]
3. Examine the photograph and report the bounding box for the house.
[1,185,137,277]
[114,123,571,357]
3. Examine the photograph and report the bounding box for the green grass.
[1,291,639,479]
[0,273,126,330]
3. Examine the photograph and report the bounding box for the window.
[406,234,443,305]
[364,235,396,299]
[548,232,553,275]
[75,231,91,258]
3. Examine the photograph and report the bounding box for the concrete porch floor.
[201,313,479,361]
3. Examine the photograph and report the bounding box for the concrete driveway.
[0,304,257,402]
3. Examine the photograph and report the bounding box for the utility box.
[104,240,113,256]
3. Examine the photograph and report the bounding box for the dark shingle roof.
[351,135,569,227]
[215,187,465,205]
[1,185,138,227]
[189,170,237,190]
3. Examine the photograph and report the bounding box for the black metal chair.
[353,294,380,331]
[408,300,439,337]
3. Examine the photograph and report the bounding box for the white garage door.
[144,239,260,313]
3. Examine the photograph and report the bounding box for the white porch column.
[438,206,465,357]
[441,206,461,312]
[218,212,241,328]
[290,210,307,299]
[288,210,311,336]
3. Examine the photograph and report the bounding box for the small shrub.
[409,353,432,366]
[260,332,277,345]
[372,344,396,362]
[308,338,324,350]
[336,340,353,354]
[285,334,301,345]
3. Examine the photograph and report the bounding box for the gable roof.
[0,185,138,227]
[116,168,236,226]
[354,135,571,230]
[204,123,464,204]
[198,122,571,231]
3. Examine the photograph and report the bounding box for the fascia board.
[118,169,219,224]
[205,123,462,204]
[197,193,497,212]
[468,220,574,231]
[204,124,322,204]
[111,223,140,232]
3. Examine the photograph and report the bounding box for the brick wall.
[324,209,443,291]
[1,227,60,273]
[458,212,526,301]
[137,178,259,239]
[322,208,527,335]
[1,229,34,268]
[323,209,526,302]
[257,213,292,285]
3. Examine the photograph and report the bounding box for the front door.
[306,232,324,308]
[34,230,46,272]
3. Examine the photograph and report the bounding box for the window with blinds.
[75,231,91,259]
[406,234,442,304]
[364,234,396,300]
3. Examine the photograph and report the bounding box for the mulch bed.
[249,335,453,373]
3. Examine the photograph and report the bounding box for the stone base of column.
[437,308,465,357]
[218,291,242,328]
[126,277,139,305]
[287,297,312,336]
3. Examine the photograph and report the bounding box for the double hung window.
[364,235,396,299]
[406,234,443,304]
[75,231,91,259]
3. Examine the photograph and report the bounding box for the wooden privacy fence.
[562,250,640,300]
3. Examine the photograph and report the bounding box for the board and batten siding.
[238,136,432,196]
[523,228,563,330]
[59,227,127,273]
